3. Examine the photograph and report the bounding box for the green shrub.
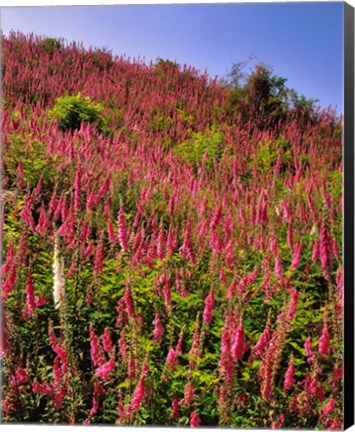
[49,93,105,132]
[150,110,174,132]
[174,126,224,171]
[41,37,63,53]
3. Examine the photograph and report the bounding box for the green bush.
[49,93,105,132]
[174,126,224,171]
[41,37,63,53]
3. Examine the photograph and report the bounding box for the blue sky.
[1,2,344,112]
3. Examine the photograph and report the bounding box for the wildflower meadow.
[0,32,343,428]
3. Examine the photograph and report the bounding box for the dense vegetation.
[1,32,343,428]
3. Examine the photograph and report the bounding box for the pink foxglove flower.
[312,240,320,262]
[25,271,36,316]
[89,397,99,417]
[287,223,293,249]
[226,279,237,301]
[107,218,116,242]
[118,390,124,422]
[203,287,214,325]
[90,324,105,367]
[272,414,285,429]
[84,241,94,257]
[283,359,295,391]
[117,206,129,251]
[153,312,164,343]
[118,332,128,361]
[36,205,50,236]
[32,381,54,395]
[102,328,113,353]
[20,193,35,231]
[323,398,336,415]
[157,229,166,260]
[170,396,179,419]
[210,205,222,230]
[190,410,201,427]
[11,367,29,387]
[49,188,58,214]
[232,321,245,361]
[304,336,315,365]
[167,348,176,370]
[131,375,145,410]
[96,357,115,381]
[290,241,302,270]
[320,219,332,280]
[34,177,43,196]
[124,284,135,318]
[131,363,148,411]
[219,326,233,382]
[17,160,24,189]
[175,332,184,357]
[287,288,298,321]
[180,381,194,406]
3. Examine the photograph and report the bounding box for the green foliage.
[174,126,224,171]
[250,138,293,175]
[225,61,317,126]
[2,33,343,428]
[91,48,114,72]
[150,110,174,132]
[3,132,58,192]
[49,93,105,132]
[41,37,63,53]
[176,108,195,127]
[154,58,179,73]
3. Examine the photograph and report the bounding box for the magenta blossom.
[203,287,214,325]
[96,357,115,381]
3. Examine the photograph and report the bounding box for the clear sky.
[1,2,344,112]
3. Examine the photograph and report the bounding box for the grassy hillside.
[1,32,343,428]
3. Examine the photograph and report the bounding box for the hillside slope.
[1,33,343,427]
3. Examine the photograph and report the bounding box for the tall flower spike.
[74,166,82,211]
[153,312,164,343]
[117,206,129,252]
[232,320,245,361]
[323,398,336,416]
[318,322,330,356]
[17,160,24,189]
[25,270,36,316]
[320,218,332,280]
[190,410,201,427]
[252,314,272,358]
[53,235,66,310]
[131,374,146,411]
[93,235,104,275]
[90,324,105,367]
[290,241,302,271]
[203,287,214,325]
[96,357,115,382]
[124,284,135,318]
[102,328,114,354]
[283,358,295,391]
[170,395,179,419]
[166,348,177,370]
